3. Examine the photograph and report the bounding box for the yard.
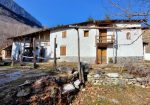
[0,62,150,105]
[73,83,150,105]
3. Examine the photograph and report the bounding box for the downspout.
[115,30,118,64]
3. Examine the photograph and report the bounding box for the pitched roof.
[8,19,146,39]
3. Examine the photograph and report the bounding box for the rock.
[111,99,120,104]
[19,80,32,87]
[17,88,31,97]
[57,66,74,74]
[136,78,143,82]
[62,83,75,94]
[73,71,79,76]
[73,79,81,89]
[106,73,119,78]
[33,77,47,89]
[122,73,134,79]
[98,95,106,100]
[94,74,101,78]
[82,88,86,91]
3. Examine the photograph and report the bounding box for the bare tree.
[107,0,150,25]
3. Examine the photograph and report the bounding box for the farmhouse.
[9,20,146,64]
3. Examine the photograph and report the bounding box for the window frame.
[84,30,89,37]
[126,32,131,40]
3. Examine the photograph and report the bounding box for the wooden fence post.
[33,37,36,68]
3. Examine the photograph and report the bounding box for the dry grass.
[72,83,150,105]
[37,62,78,70]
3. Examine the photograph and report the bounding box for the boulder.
[106,73,119,78]
[62,83,75,94]
[17,88,31,97]
[73,79,81,89]
[94,74,101,78]
[122,73,134,79]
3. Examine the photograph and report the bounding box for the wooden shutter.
[60,46,66,56]
[62,31,67,38]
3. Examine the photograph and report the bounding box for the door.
[99,29,107,43]
[97,48,107,64]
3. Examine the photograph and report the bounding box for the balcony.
[95,35,115,47]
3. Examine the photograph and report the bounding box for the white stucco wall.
[50,27,98,63]
[11,23,144,63]
[107,23,144,63]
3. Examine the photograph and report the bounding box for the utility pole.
[54,37,57,68]
[75,28,84,83]
[115,30,118,64]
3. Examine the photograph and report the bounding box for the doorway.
[97,48,107,64]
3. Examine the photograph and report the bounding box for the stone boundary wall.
[87,72,150,88]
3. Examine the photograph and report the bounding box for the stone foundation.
[87,72,150,88]
[49,56,144,64]
[115,56,143,64]
[58,56,96,64]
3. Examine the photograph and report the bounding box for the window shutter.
[60,46,66,56]
[62,31,67,38]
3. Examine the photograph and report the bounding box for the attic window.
[126,32,131,40]
[62,31,67,38]
[84,30,89,37]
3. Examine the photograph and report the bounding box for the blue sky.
[15,0,149,27]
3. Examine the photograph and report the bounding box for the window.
[60,46,66,56]
[126,32,131,40]
[62,31,67,38]
[84,30,89,37]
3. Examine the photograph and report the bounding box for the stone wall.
[116,57,143,64]
[87,72,150,88]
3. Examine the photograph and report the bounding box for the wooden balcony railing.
[95,35,115,44]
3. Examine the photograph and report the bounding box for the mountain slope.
[0,0,42,51]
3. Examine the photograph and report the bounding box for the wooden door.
[97,48,107,64]
[99,29,107,43]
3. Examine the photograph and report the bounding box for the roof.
[2,45,12,50]
[8,19,146,39]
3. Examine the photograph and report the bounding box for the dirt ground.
[72,62,150,105]
[72,83,150,105]
[0,62,150,105]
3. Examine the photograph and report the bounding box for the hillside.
[0,0,42,51]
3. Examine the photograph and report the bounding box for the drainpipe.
[115,30,118,64]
